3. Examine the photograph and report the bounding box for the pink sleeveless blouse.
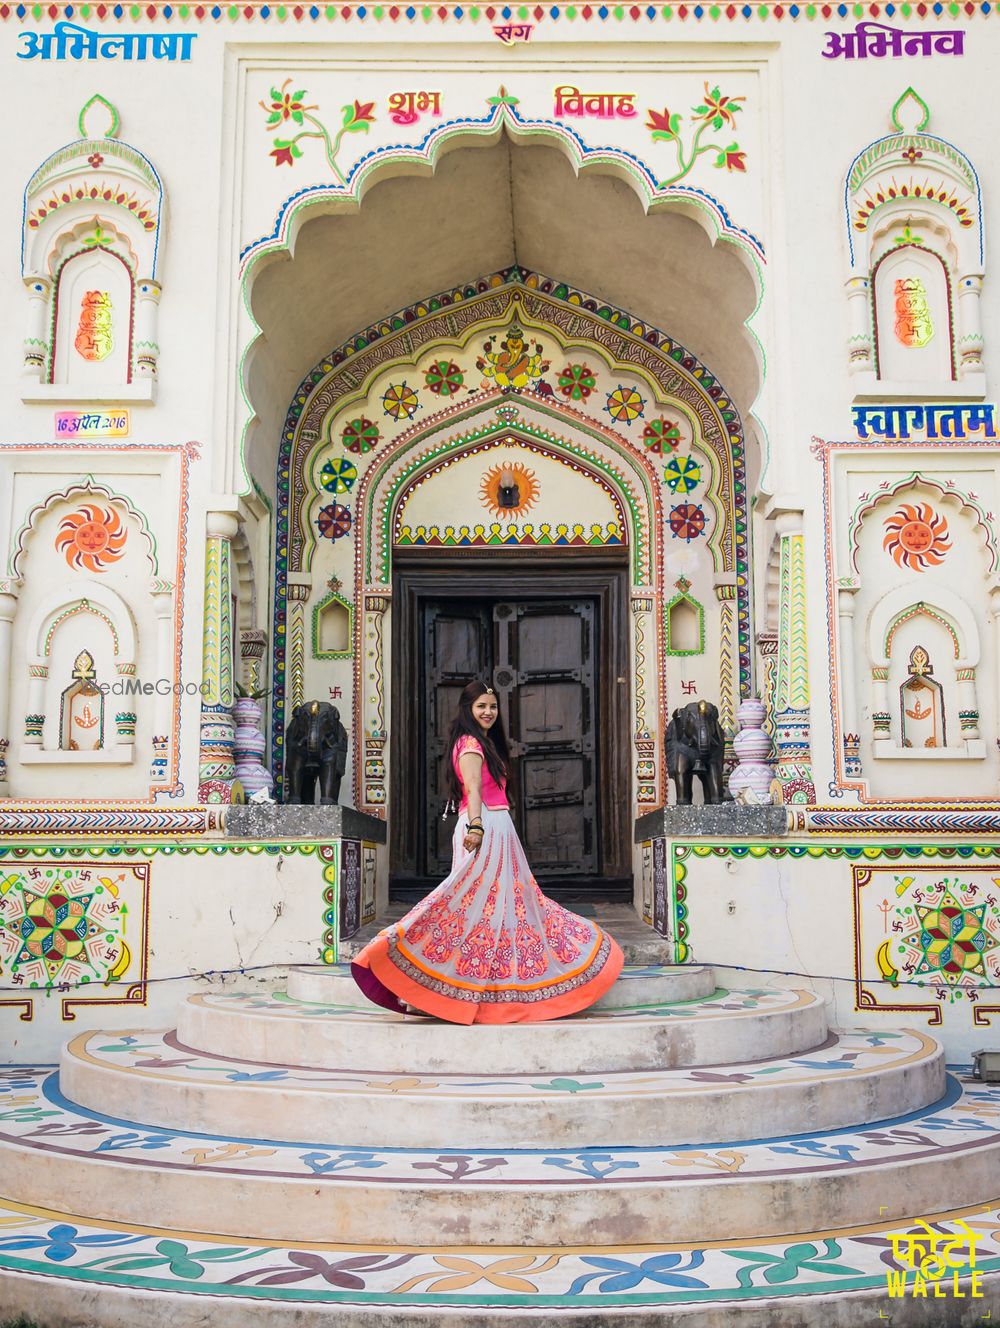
[452,734,509,811]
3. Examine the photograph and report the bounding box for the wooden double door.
[391,557,630,899]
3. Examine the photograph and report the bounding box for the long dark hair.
[444,680,511,804]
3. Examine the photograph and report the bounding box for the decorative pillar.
[22,277,51,379]
[837,580,862,776]
[24,665,47,746]
[0,583,19,786]
[728,697,774,803]
[198,512,238,803]
[286,583,309,712]
[845,276,873,373]
[134,279,162,378]
[631,591,656,807]
[714,579,738,778]
[871,667,891,741]
[361,590,391,813]
[772,518,816,803]
[240,628,268,695]
[756,629,778,742]
[957,274,985,376]
[956,666,981,740]
[150,579,174,783]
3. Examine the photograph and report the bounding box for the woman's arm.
[458,750,485,852]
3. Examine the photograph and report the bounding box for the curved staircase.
[1,931,998,1325]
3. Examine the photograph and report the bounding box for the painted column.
[756,629,778,741]
[957,274,985,377]
[871,667,891,742]
[240,628,268,695]
[198,512,238,803]
[0,583,19,785]
[844,276,873,373]
[714,578,738,779]
[134,279,163,378]
[286,583,309,712]
[837,581,862,776]
[361,590,390,814]
[772,517,816,803]
[956,667,980,740]
[22,277,51,379]
[150,580,174,783]
[630,591,656,807]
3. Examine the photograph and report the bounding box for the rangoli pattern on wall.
[855,864,1000,1026]
[0,861,149,1018]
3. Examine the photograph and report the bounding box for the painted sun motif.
[55,504,127,571]
[883,502,951,571]
[479,463,540,517]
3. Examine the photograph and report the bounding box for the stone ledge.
[634,804,789,841]
[225,804,387,844]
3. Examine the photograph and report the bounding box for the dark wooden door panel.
[423,604,492,873]
[496,600,598,877]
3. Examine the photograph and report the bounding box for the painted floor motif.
[0,1067,997,1188]
[61,1024,935,1101]
[0,1191,997,1309]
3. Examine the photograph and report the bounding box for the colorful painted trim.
[0,806,225,835]
[2,2,996,24]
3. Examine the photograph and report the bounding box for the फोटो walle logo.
[885,1217,984,1300]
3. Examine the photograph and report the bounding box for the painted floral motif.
[55,504,127,571]
[320,458,358,494]
[381,383,420,421]
[663,455,702,494]
[604,386,645,425]
[423,359,465,396]
[261,79,375,184]
[882,502,950,571]
[316,504,353,540]
[479,462,540,517]
[668,503,707,542]
[641,417,682,454]
[341,417,381,453]
[557,363,597,401]
[646,83,747,186]
[477,327,549,391]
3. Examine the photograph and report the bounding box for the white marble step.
[5,1065,995,1247]
[1,1187,996,1326]
[287,961,716,1010]
[59,1026,946,1151]
[174,986,828,1076]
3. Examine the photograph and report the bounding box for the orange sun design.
[479,463,540,517]
[882,502,951,571]
[56,504,128,571]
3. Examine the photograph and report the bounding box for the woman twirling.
[351,680,623,1023]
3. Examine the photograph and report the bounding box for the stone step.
[286,961,717,1010]
[1,1186,996,1326]
[59,1026,946,1151]
[174,984,826,1077]
[5,1064,996,1248]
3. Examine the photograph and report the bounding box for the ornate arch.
[271,267,752,804]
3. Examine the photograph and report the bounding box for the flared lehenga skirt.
[351,805,623,1024]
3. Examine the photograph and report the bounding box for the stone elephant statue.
[665,700,726,806]
[284,701,348,805]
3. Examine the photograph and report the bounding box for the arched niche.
[21,95,165,401]
[51,247,134,387]
[843,89,985,397]
[871,244,953,384]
